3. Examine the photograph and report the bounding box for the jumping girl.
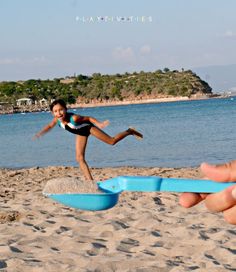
[34,99,143,180]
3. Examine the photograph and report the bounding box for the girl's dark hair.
[50,99,67,111]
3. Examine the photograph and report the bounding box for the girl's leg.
[90,126,142,145]
[75,135,93,180]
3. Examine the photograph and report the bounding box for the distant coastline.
[68,94,224,109]
[0,94,226,115]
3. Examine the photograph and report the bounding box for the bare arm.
[74,115,109,129]
[33,118,57,139]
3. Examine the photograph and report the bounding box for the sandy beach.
[0,165,235,272]
[73,96,190,109]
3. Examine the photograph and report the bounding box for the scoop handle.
[117,176,236,193]
[160,178,235,193]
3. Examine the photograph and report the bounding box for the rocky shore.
[0,104,50,115]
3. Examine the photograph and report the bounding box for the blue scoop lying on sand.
[44,176,236,211]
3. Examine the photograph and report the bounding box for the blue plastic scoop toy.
[44,176,236,211]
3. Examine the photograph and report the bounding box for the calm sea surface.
[1,97,236,169]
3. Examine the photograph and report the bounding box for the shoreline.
[0,94,225,114]
[70,95,226,109]
[0,164,200,171]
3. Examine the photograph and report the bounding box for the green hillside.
[0,69,212,105]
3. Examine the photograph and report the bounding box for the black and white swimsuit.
[57,113,94,136]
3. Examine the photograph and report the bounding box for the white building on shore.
[16,98,34,106]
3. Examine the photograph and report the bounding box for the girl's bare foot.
[128,127,143,140]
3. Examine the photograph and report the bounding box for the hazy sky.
[1,0,236,81]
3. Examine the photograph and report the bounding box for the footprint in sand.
[86,242,107,256]
[0,211,21,223]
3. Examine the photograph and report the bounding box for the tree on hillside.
[163,67,170,73]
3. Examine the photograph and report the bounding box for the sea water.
[1,97,236,169]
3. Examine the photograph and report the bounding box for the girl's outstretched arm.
[33,118,57,140]
[74,115,110,129]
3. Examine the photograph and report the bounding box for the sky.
[1,0,236,82]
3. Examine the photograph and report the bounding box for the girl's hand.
[179,161,236,225]
[96,120,110,129]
